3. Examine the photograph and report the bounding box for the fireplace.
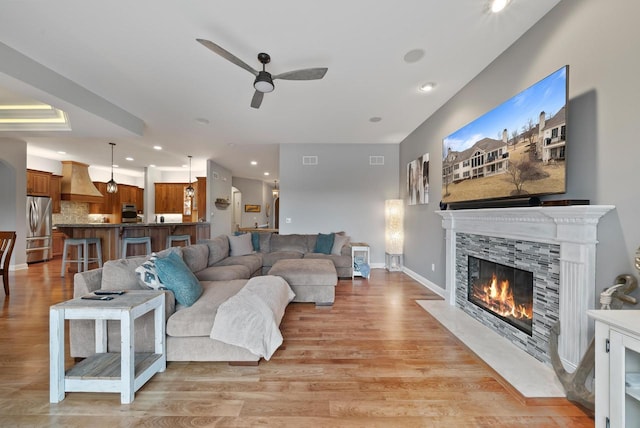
[467,255,533,336]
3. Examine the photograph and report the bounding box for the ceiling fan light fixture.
[254,71,274,93]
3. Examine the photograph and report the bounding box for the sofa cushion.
[332,234,350,255]
[155,252,203,307]
[304,253,352,269]
[101,256,147,291]
[166,280,248,337]
[256,232,272,253]
[229,233,254,256]
[181,244,209,272]
[203,235,229,266]
[270,234,308,253]
[195,265,251,281]
[215,254,262,275]
[261,251,304,268]
[314,233,335,254]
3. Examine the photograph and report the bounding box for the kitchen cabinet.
[89,182,143,217]
[50,174,62,213]
[588,310,640,427]
[52,230,65,257]
[155,183,187,214]
[26,169,51,196]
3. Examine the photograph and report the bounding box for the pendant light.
[106,142,118,194]
[272,180,279,198]
[185,155,195,197]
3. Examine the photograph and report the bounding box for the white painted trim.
[402,266,447,300]
[10,263,29,271]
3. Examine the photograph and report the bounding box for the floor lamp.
[385,199,404,271]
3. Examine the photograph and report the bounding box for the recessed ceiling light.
[419,82,436,92]
[57,151,66,155]
[153,145,162,150]
[195,117,210,125]
[251,161,258,165]
[369,117,382,123]
[182,164,188,168]
[403,49,425,63]
[491,0,509,13]
[126,157,134,161]
[264,172,270,176]
[112,164,119,168]
[149,164,156,168]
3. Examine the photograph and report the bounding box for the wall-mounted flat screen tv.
[441,65,568,206]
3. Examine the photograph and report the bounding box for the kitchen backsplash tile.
[52,201,90,224]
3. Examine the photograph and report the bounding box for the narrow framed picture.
[244,204,261,213]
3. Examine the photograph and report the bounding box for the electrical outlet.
[285,218,292,224]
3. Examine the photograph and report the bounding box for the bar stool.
[166,234,191,249]
[122,236,152,258]
[61,238,103,277]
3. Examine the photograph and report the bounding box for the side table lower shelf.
[65,352,164,393]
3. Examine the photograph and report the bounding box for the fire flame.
[473,273,532,320]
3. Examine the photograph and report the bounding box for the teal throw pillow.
[251,232,260,252]
[314,233,335,255]
[154,251,203,306]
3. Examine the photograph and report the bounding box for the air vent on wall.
[370,156,385,166]
[302,155,318,165]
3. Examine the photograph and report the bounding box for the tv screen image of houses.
[441,65,568,205]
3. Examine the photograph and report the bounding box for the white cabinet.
[588,310,640,427]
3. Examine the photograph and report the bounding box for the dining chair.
[0,231,17,295]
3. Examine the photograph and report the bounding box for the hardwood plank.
[0,260,593,426]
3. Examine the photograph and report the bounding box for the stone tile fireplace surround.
[437,206,614,371]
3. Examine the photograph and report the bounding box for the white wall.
[232,177,270,228]
[0,138,28,269]
[207,160,232,238]
[399,0,640,300]
[279,143,399,264]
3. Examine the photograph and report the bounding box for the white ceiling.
[0,0,560,182]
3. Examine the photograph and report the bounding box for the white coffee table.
[50,291,166,404]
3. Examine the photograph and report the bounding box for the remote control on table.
[81,296,114,301]
[94,290,125,296]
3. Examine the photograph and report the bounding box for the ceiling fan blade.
[196,38,258,76]
[251,91,264,109]
[273,67,328,81]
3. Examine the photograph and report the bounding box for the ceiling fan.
[196,38,328,109]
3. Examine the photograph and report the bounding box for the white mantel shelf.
[436,205,615,370]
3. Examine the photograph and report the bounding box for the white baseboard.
[10,263,29,271]
[402,266,448,301]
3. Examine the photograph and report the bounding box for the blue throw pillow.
[251,232,260,252]
[314,233,335,255]
[154,251,203,306]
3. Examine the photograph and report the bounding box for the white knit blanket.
[210,275,295,360]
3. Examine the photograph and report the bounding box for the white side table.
[351,242,370,279]
[50,291,166,404]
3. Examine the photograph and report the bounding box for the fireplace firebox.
[467,256,534,336]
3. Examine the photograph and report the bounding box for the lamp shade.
[385,199,404,254]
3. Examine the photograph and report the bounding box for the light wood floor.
[0,259,593,427]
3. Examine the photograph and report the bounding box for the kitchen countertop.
[55,222,209,228]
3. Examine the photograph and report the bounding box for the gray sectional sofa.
[70,232,352,363]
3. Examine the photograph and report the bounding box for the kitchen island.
[55,222,211,264]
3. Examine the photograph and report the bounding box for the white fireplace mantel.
[436,205,615,369]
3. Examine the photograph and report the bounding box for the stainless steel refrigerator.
[26,196,52,263]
